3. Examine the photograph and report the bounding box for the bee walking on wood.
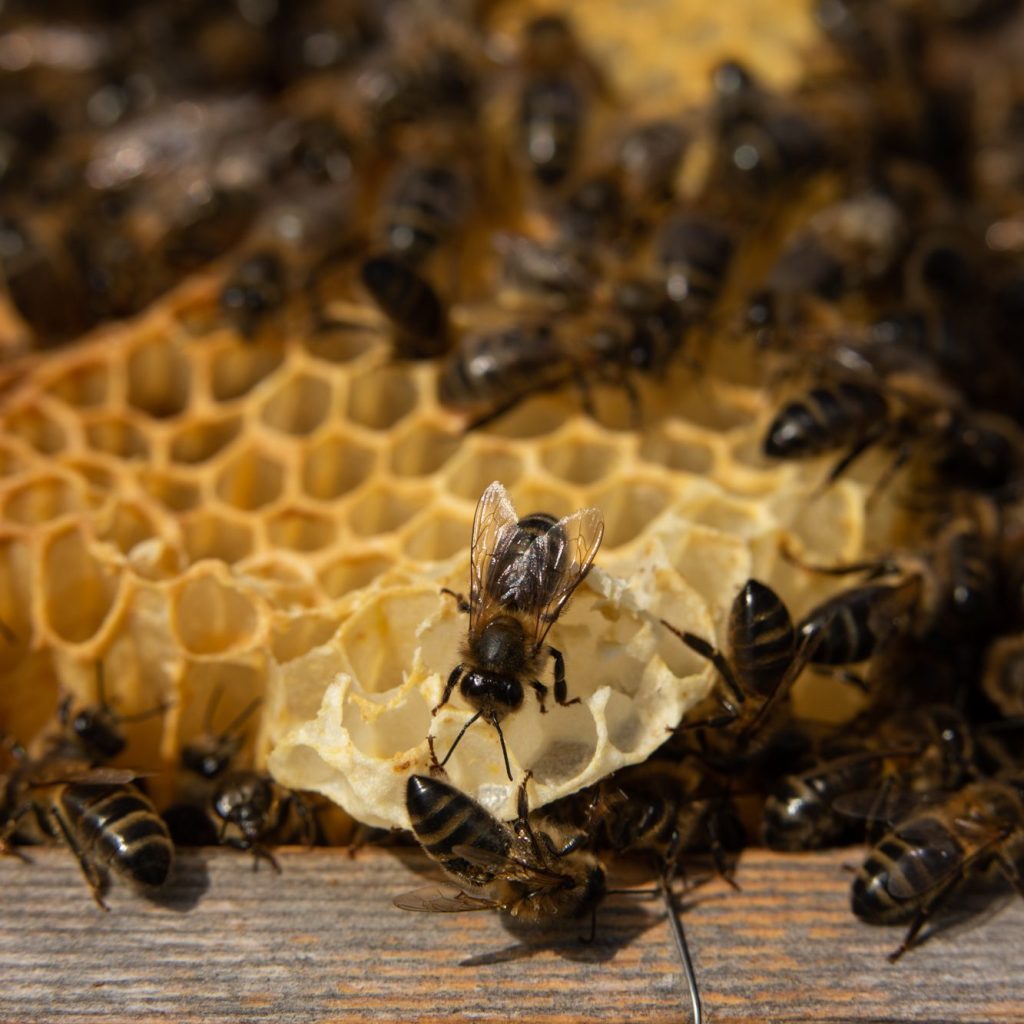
[430,481,604,780]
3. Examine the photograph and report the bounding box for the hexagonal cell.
[215,447,284,510]
[0,535,34,650]
[540,437,620,485]
[401,509,472,561]
[139,469,201,512]
[590,477,673,549]
[0,444,24,478]
[266,507,337,552]
[84,414,150,459]
[443,444,525,503]
[178,661,265,759]
[271,616,340,664]
[96,500,159,555]
[671,389,750,432]
[183,511,254,565]
[344,366,418,430]
[640,429,715,475]
[302,325,378,364]
[174,573,261,655]
[319,552,395,598]
[389,422,461,477]
[41,526,122,644]
[2,475,84,525]
[169,414,242,465]
[45,360,109,408]
[3,404,68,455]
[260,372,333,436]
[62,457,117,493]
[126,337,192,418]
[301,435,376,501]
[210,340,285,403]
[508,480,579,520]
[346,483,425,537]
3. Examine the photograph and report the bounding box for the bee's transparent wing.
[394,883,501,913]
[531,506,604,646]
[452,843,567,887]
[468,481,522,632]
[28,764,146,787]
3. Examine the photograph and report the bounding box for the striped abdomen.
[62,783,173,888]
[384,164,467,267]
[360,254,447,358]
[519,77,584,187]
[729,579,796,698]
[763,382,888,459]
[935,524,995,632]
[406,775,510,889]
[852,815,964,924]
[800,583,897,665]
[657,215,734,315]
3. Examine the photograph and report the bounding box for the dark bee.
[209,770,318,872]
[495,233,596,312]
[359,253,449,359]
[1,742,172,908]
[516,15,602,188]
[763,705,975,851]
[430,481,603,779]
[655,212,735,320]
[662,579,821,771]
[396,772,606,927]
[180,689,262,785]
[616,119,690,205]
[851,779,1024,961]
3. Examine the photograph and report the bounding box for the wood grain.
[0,847,1020,1023]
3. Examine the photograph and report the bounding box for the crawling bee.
[359,253,449,359]
[852,778,1024,961]
[655,211,735,320]
[1,739,172,908]
[430,481,603,779]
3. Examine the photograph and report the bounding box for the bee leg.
[293,794,318,848]
[814,423,889,496]
[661,621,746,709]
[439,588,471,614]
[548,647,580,707]
[888,876,961,963]
[513,772,545,862]
[250,844,282,874]
[706,812,741,892]
[432,665,463,715]
[49,805,109,911]
[579,905,599,944]
[529,680,549,713]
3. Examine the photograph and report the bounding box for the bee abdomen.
[64,784,173,888]
[730,580,795,695]
[520,78,584,186]
[360,254,447,357]
[764,383,887,459]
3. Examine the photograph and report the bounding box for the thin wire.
[659,876,703,1024]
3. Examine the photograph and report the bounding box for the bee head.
[181,734,241,780]
[72,706,125,761]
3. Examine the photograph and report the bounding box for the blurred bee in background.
[0,736,173,908]
[430,481,603,780]
[851,778,1024,961]
[655,211,736,325]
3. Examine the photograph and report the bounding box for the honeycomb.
[0,0,884,829]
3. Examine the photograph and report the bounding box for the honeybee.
[396,772,606,927]
[655,211,735,320]
[852,779,1024,960]
[1,739,172,908]
[430,481,604,780]
[662,579,821,770]
[359,252,449,359]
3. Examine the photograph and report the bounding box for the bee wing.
[394,883,502,913]
[833,787,949,827]
[27,764,147,787]
[451,843,567,887]
[468,481,522,633]
[884,840,965,900]
[531,506,604,647]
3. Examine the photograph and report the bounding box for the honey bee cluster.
[1,0,1023,1011]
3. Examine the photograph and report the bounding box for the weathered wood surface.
[0,847,1020,1023]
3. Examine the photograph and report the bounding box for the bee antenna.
[659,876,703,1024]
[95,661,111,709]
[221,697,263,739]
[436,711,483,771]
[204,686,225,734]
[0,616,16,644]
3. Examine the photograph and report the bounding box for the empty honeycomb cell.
[3,404,68,455]
[183,510,254,564]
[344,366,418,430]
[41,525,123,644]
[126,337,192,418]
[508,480,580,520]
[344,688,433,759]
[0,444,24,478]
[234,555,322,608]
[216,446,285,510]
[266,507,337,553]
[319,552,395,598]
[301,435,376,501]
[590,477,673,549]
[640,429,715,475]
[478,396,570,439]
[443,444,525,502]
[62,457,118,493]
[96,500,160,556]
[45,360,109,408]
[513,704,599,786]
[259,372,333,436]
[0,536,33,646]
[400,509,472,561]
[139,469,201,512]
[540,436,620,485]
[2,475,84,525]
[0,649,60,747]
[689,493,771,536]
[303,326,379,365]
[346,483,426,537]
[672,388,752,432]
[174,572,261,655]
[210,339,286,402]
[271,616,340,665]
[169,414,242,464]
[389,422,461,477]
[84,414,150,459]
